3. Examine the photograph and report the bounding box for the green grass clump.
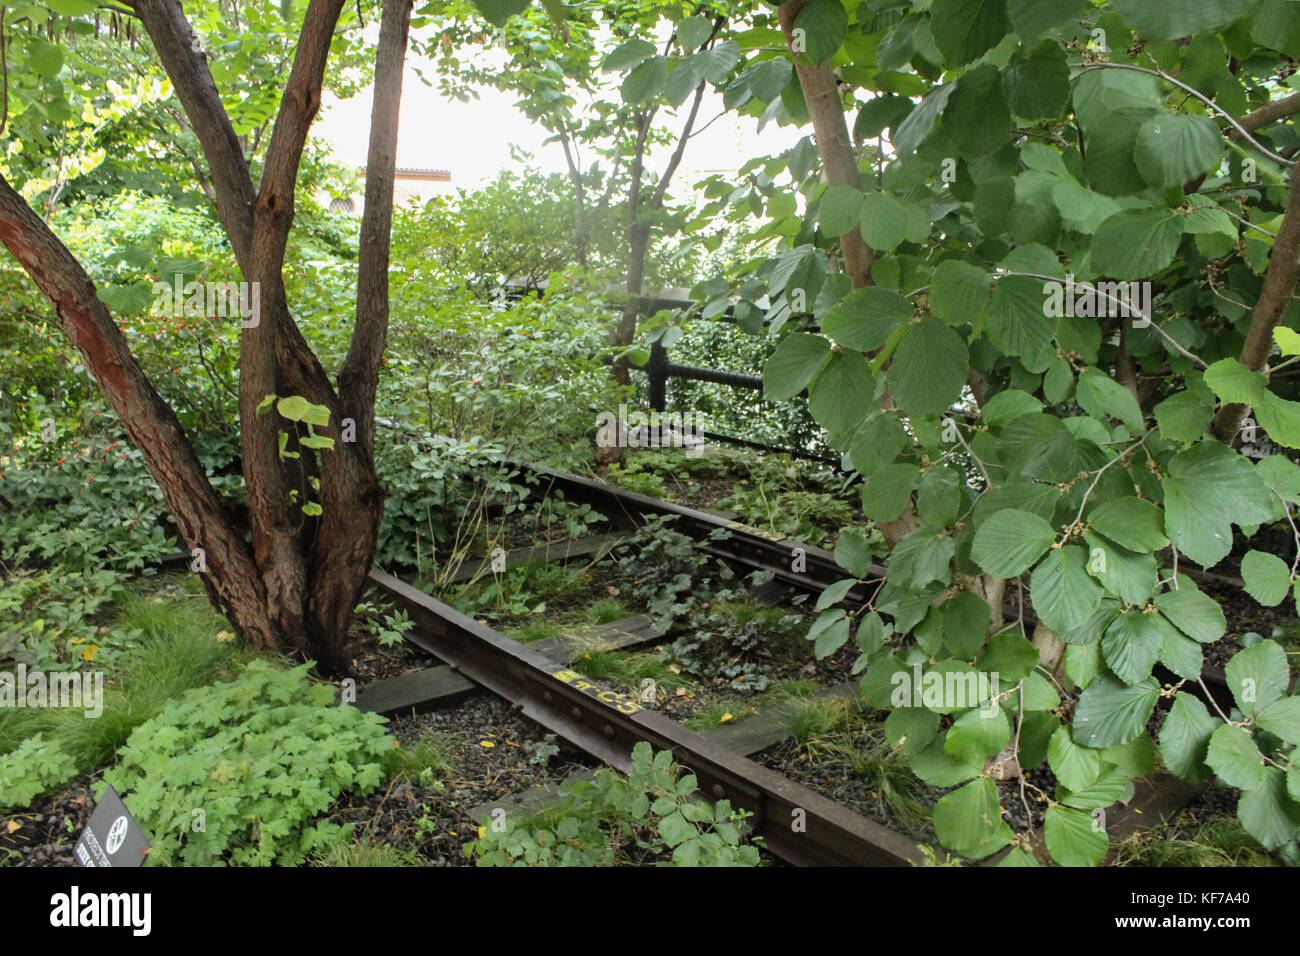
[1111,812,1282,867]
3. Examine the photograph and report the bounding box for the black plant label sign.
[75,785,151,867]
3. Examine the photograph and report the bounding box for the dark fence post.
[647,341,668,412]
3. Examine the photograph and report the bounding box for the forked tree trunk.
[0,0,413,674]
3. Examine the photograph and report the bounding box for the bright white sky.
[313,41,803,196]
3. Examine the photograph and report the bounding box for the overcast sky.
[313,44,803,195]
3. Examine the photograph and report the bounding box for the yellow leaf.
[479,740,495,748]
[5,820,20,833]
[81,645,98,662]
[215,630,235,643]
[477,826,486,839]
[719,712,734,723]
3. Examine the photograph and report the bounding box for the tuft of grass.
[568,647,691,699]
[0,580,257,774]
[583,598,636,626]
[312,838,425,867]
[1111,812,1281,867]
[834,732,932,828]
[386,733,457,783]
[510,620,562,644]
[787,697,856,749]
[684,679,820,731]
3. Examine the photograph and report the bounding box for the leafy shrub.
[613,516,741,629]
[467,742,760,867]
[667,601,804,693]
[0,735,79,812]
[100,660,393,866]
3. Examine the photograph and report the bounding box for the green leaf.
[1154,389,1214,443]
[946,66,1012,158]
[1238,767,1300,850]
[1091,208,1184,278]
[793,0,848,64]
[815,579,858,610]
[1225,639,1290,718]
[276,395,311,423]
[1158,618,1204,681]
[1158,692,1219,782]
[929,260,991,324]
[1242,550,1293,606]
[763,333,831,401]
[1001,39,1070,118]
[1076,367,1144,434]
[918,466,961,527]
[1073,675,1160,748]
[472,0,532,27]
[621,56,666,103]
[1275,326,1300,356]
[940,591,992,658]
[676,14,712,49]
[862,463,921,523]
[256,394,276,416]
[809,351,875,435]
[982,389,1042,427]
[603,38,656,71]
[889,529,956,589]
[834,528,877,578]
[1112,0,1255,40]
[28,38,64,77]
[1162,442,1274,568]
[945,707,1011,764]
[813,616,852,659]
[298,434,335,451]
[1048,725,1101,791]
[1134,113,1223,190]
[1007,0,1087,40]
[894,82,955,156]
[911,738,982,787]
[854,94,913,139]
[748,59,792,101]
[1043,806,1109,867]
[987,275,1056,361]
[1086,497,1168,553]
[971,508,1056,577]
[821,287,912,351]
[933,778,1013,857]
[1030,546,1102,633]
[888,316,969,419]
[1203,357,1266,405]
[657,810,694,847]
[929,0,1010,67]
[859,192,930,252]
[693,41,740,85]
[819,184,866,236]
[1206,723,1267,790]
[1099,610,1165,685]
[1256,696,1300,746]
[301,501,323,517]
[885,708,940,756]
[1155,585,1226,643]
[1060,764,1136,811]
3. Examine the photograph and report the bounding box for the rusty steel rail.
[513,459,882,605]
[368,567,928,866]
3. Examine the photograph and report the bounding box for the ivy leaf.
[1206,724,1267,790]
[1044,805,1108,866]
[762,333,831,401]
[1241,550,1293,606]
[888,316,969,419]
[1073,675,1160,748]
[970,508,1056,577]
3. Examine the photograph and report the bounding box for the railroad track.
[351,447,1213,866]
